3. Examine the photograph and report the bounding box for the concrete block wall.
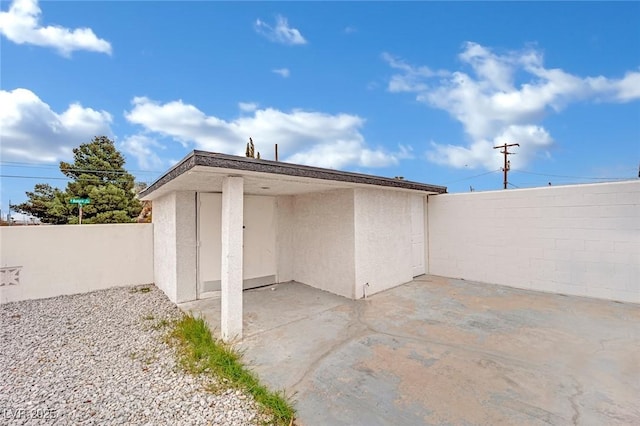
[275,195,294,283]
[290,189,356,298]
[153,191,197,303]
[0,224,153,303]
[428,180,640,303]
[198,193,277,291]
[354,188,414,299]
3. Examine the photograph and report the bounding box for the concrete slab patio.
[179,275,640,425]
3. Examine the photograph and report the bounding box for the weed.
[151,319,172,330]
[130,286,152,294]
[169,314,295,425]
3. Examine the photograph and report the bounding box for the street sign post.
[69,198,90,224]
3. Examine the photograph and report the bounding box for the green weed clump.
[170,315,295,425]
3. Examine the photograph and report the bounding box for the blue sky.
[1,0,639,219]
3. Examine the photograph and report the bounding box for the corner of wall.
[275,195,294,283]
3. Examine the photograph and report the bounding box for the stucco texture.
[0,224,153,303]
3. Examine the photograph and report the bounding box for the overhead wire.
[0,161,161,176]
[444,168,502,185]
[0,174,153,185]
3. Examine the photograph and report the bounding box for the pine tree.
[12,184,69,224]
[13,136,142,224]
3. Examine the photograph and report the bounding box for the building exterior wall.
[0,224,153,303]
[197,193,277,294]
[243,196,277,281]
[292,189,356,298]
[153,191,197,303]
[197,192,222,294]
[354,188,414,298]
[275,195,294,283]
[427,181,640,303]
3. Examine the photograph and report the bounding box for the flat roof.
[140,150,447,198]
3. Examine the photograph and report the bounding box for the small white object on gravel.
[0,285,263,425]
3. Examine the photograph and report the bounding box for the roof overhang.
[140,151,447,200]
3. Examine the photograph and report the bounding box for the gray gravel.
[0,285,263,425]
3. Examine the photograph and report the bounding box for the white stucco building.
[140,151,447,340]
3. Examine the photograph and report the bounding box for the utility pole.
[493,143,519,189]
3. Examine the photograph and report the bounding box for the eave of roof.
[139,150,447,198]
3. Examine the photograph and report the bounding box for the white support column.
[221,176,244,341]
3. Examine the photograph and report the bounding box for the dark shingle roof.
[140,150,447,198]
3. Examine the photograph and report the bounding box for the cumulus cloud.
[238,102,259,112]
[382,52,449,93]
[119,134,165,171]
[272,68,290,78]
[254,15,307,45]
[0,88,112,162]
[385,42,640,170]
[0,0,112,56]
[125,97,407,170]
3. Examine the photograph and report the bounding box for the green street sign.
[70,198,91,205]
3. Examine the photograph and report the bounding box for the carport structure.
[140,151,446,340]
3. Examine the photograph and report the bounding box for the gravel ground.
[0,285,263,425]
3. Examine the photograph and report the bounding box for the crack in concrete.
[242,301,347,339]
[288,301,372,392]
[569,379,583,425]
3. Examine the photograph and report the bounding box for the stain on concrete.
[180,276,640,425]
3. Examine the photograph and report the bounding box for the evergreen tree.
[12,136,142,224]
[12,184,69,224]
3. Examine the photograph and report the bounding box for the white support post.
[221,176,244,341]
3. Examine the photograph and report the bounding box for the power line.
[1,175,70,180]
[0,174,152,184]
[0,161,161,175]
[445,169,502,185]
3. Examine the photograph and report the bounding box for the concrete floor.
[179,275,640,425]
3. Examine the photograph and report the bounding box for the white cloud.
[238,102,259,112]
[254,15,307,45]
[125,97,407,170]
[120,134,165,171]
[0,0,112,56]
[272,68,290,78]
[344,26,357,34]
[0,88,112,162]
[382,52,449,93]
[385,42,640,170]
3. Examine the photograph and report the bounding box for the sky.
[1,0,639,220]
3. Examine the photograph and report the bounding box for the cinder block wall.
[428,180,640,303]
[0,223,154,303]
[353,188,414,299]
[290,189,356,298]
[153,191,197,303]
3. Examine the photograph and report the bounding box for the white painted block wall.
[153,191,197,303]
[354,188,414,298]
[198,193,277,291]
[290,189,356,298]
[0,224,153,303]
[428,181,640,303]
[275,195,294,283]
